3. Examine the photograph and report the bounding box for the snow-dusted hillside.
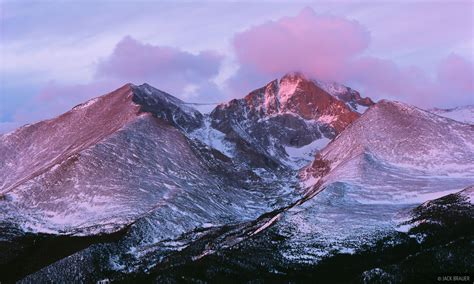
[396,185,473,234]
[275,100,474,263]
[304,100,474,185]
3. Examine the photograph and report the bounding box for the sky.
[1,0,473,133]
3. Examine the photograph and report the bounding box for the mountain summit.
[210,72,374,168]
[214,72,372,132]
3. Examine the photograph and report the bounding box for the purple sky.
[1,1,473,133]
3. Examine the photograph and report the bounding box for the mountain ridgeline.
[0,73,472,282]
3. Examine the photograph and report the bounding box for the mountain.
[210,73,373,168]
[1,84,201,197]
[429,105,474,124]
[1,75,472,282]
[0,83,300,239]
[0,80,311,282]
[274,100,474,264]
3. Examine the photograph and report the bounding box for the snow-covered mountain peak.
[365,99,459,124]
[0,83,207,196]
[227,73,363,133]
[277,71,309,88]
[209,73,367,169]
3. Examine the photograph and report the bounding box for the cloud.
[229,7,474,108]
[233,7,369,83]
[437,54,474,95]
[96,36,224,101]
[346,54,474,107]
[347,56,436,104]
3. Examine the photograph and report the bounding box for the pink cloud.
[96,36,223,99]
[233,7,369,83]
[437,54,474,95]
[365,2,473,53]
[347,54,474,107]
[230,7,473,108]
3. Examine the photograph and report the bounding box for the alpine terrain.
[0,73,472,283]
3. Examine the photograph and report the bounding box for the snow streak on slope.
[188,116,235,158]
[284,137,330,168]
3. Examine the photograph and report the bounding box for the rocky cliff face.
[209,73,370,168]
[211,73,362,133]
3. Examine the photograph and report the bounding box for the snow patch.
[285,137,330,169]
[189,117,235,157]
[313,80,349,97]
[317,114,337,124]
[356,105,369,114]
[278,77,301,105]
